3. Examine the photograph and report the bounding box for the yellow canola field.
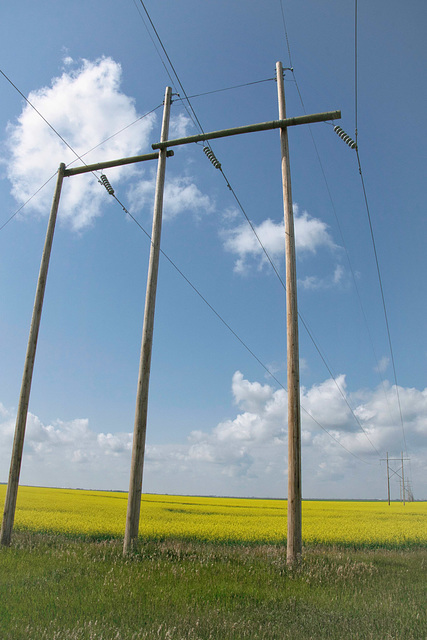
[0,485,426,547]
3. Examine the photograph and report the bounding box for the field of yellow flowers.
[1,485,425,547]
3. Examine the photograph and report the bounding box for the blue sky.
[0,0,425,500]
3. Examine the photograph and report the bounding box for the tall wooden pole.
[0,163,65,546]
[386,452,390,505]
[401,452,405,506]
[276,61,302,565]
[123,87,172,554]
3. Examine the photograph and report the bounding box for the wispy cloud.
[169,112,192,139]
[299,264,348,291]
[375,356,390,374]
[221,204,337,275]
[127,173,215,221]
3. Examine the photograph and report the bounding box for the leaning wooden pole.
[123,87,172,554]
[276,61,302,565]
[0,163,66,546]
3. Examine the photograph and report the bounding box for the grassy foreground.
[1,531,426,640]
[1,488,426,638]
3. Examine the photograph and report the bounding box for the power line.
[0,71,162,231]
[0,68,88,167]
[217,149,380,456]
[354,0,359,146]
[214,135,379,452]
[111,191,286,388]
[134,0,381,459]
[1,10,380,466]
[300,405,376,465]
[353,2,409,466]
[132,0,288,287]
[1,65,162,187]
[284,87,392,447]
[279,0,294,70]
[138,9,380,460]
[64,104,163,171]
[217,135,379,454]
[277,1,394,457]
[135,0,205,136]
[175,78,276,101]
[132,0,177,90]
[356,148,408,456]
[131,2,291,290]
[0,173,58,231]
[107,184,376,465]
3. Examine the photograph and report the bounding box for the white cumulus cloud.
[4,57,212,231]
[1,373,425,499]
[5,57,157,230]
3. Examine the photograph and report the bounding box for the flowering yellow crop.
[0,485,425,547]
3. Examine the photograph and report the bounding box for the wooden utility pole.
[0,164,66,546]
[401,452,405,506]
[276,61,302,565]
[151,65,339,563]
[386,452,390,506]
[123,86,172,554]
[1,68,338,552]
[0,147,173,548]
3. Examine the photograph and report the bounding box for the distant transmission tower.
[382,452,411,504]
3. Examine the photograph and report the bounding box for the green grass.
[1,532,426,639]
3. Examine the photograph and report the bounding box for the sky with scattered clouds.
[0,1,426,501]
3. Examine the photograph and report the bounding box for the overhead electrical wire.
[353,1,409,464]
[278,0,403,456]
[0,67,92,231]
[0,68,162,231]
[0,12,380,466]
[280,0,411,477]
[134,0,205,137]
[174,78,276,101]
[131,0,381,460]
[354,0,359,148]
[0,68,89,169]
[279,0,294,70]
[132,0,177,91]
[284,84,396,425]
[216,148,380,456]
[102,179,375,465]
[355,149,407,457]
[0,64,291,416]
[0,173,58,232]
[64,104,163,171]
[132,0,295,296]
[0,67,102,234]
